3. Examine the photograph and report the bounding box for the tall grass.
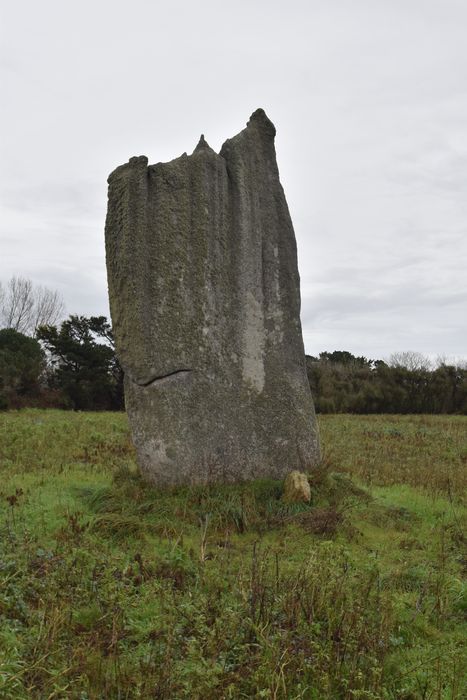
[0,410,465,698]
[319,414,466,499]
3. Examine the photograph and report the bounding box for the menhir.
[105,109,320,485]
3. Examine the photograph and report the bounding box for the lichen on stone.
[105,109,320,485]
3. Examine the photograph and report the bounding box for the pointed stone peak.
[247,108,276,138]
[194,134,213,153]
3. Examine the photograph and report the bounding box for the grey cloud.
[1,0,466,361]
[2,180,104,218]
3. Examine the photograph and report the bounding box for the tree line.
[1,277,466,413]
[306,351,467,414]
[0,314,123,411]
[0,277,123,411]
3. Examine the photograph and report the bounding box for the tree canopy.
[37,315,123,410]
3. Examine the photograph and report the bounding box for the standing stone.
[105,109,320,485]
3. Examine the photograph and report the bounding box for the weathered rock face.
[105,109,320,485]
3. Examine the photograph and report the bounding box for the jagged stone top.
[193,134,211,152]
[107,108,276,183]
[246,107,276,137]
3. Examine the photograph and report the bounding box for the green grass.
[0,410,465,699]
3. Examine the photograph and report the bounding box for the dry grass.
[319,414,467,499]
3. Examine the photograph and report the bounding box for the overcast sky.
[1,0,466,360]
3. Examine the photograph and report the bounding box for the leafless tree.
[32,286,65,334]
[436,354,467,370]
[0,276,34,334]
[0,276,65,336]
[388,350,433,372]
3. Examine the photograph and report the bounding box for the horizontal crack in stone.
[132,369,192,387]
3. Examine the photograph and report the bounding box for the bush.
[0,329,45,408]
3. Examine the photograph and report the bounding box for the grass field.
[0,411,466,699]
